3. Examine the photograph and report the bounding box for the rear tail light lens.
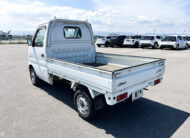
[117,93,128,102]
[154,79,161,85]
[132,39,134,42]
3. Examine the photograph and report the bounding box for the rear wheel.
[105,42,109,47]
[29,67,40,86]
[97,44,101,47]
[74,89,95,120]
[134,42,139,48]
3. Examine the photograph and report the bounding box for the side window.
[63,26,82,39]
[34,27,46,47]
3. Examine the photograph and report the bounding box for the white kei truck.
[27,19,166,120]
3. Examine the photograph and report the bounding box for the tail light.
[132,39,134,42]
[117,92,128,102]
[154,79,161,85]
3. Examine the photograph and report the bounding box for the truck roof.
[38,18,90,27]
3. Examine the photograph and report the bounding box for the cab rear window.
[63,26,82,39]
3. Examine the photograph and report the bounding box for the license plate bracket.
[132,90,143,101]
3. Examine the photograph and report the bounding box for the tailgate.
[112,59,165,93]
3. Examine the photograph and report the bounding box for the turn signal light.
[154,79,161,85]
[117,93,128,102]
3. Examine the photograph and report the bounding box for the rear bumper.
[96,42,106,45]
[123,44,135,47]
[141,43,152,47]
[104,77,163,105]
[110,41,123,46]
[160,45,174,49]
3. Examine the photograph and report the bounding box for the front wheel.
[29,68,40,86]
[185,44,188,49]
[176,45,179,50]
[105,42,109,47]
[134,42,139,48]
[74,89,95,120]
[153,43,159,49]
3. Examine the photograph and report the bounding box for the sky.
[0,0,190,35]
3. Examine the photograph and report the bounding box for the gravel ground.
[0,44,189,138]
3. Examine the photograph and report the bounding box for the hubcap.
[30,70,35,83]
[77,95,89,115]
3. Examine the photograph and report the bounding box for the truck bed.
[46,52,165,98]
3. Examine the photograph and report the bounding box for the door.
[29,26,47,80]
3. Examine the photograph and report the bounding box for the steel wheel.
[74,89,95,120]
[77,95,89,115]
[29,68,40,86]
[30,70,36,84]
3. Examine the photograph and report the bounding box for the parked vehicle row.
[96,34,190,50]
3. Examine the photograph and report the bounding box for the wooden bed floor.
[85,63,125,71]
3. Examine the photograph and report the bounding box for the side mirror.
[27,39,32,46]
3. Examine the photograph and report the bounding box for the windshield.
[106,36,111,39]
[119,35,126,39]
[111,36,118,39]
[125,36,130,39]
[156,36,164,40]
[141,36,154,40]
[183,37,190,41]
[130,35,141,39]
[163,36,176,41]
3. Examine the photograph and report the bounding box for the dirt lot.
[0,44,190,138]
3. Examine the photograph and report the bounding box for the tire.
[176,45,179,50]
[153,43,159,49]
[134,42,139,48]
[185,44,188,49]
[97,44,101,47]
[29,67,40,86]
[105,42,109,47]
[74,88,95,120]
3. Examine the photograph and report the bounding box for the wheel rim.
[76,95,89,115]
[30,70,35,84]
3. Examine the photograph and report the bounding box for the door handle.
[41,54,44,57]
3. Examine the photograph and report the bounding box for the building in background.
[0,30,12,40]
